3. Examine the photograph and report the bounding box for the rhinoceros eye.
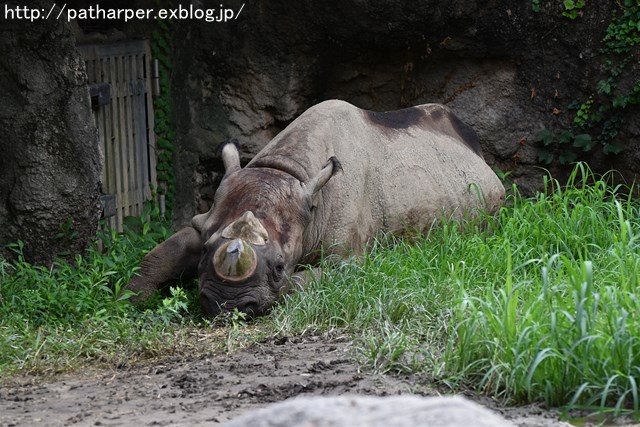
[273,263,285,282]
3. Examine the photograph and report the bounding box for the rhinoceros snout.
[200,290,262,318]
[235,300,259,317]
[200,292,222,317]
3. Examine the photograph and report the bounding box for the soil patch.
[0,335,621,426]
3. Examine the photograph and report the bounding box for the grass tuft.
[0,205,205,377]
[272,163,640,416]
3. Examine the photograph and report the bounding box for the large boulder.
[0,1,101,264]
[171,0,639,226]
[224,395,516,427]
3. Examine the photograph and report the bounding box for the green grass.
[0,207,206,376]
[1,164,639,418]
[272,163,640,415]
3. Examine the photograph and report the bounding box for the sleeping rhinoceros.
[127,100,505,317]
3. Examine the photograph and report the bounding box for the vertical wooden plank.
[135,52,149,208]
[138,50,151,201]
[119,54,128,220]
[125,54,136,217]
[109,55,121,231]
[115,54,128,228]
[102,56,116,230]
[132,53,141,215]
[144,41,158,198]
[124,53,133,220]
[131,53,142,217]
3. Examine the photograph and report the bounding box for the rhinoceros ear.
[191,203,215,232]
[222,142,241,174]
[126,227,202,302]
[306,156,342,196]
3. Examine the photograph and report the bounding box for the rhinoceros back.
[247,99,505,258]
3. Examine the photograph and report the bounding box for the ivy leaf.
[603,142,625,155]
[612,96,628,108]
[538,150,554,165]
[597,80,611,95]
[567,99,581,109]
[557,130,574,144]
[563,0,575,9]
[558,151,577,165]
[534,129,554,146]
[572,134,594,151]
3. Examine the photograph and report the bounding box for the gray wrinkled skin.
[127,100,505,317]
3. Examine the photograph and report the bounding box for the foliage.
[273,163,640,416]
[151,10,176,218]
[570,0,640,154]
[531,0,585,18]
[0,205,193,376]
[531,0,541,13]
[562,0,585,20]
[534,1,639,163]
[535,128,593,165]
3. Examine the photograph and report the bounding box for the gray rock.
[0,1,101,264]
[224,395,516,427]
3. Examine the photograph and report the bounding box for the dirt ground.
[0,335,630,427]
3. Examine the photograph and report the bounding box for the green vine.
[532,0,541,13]
[562,0,585,20]
[151,16,176,218]
[536,0,640,165]
[531,0,585,18]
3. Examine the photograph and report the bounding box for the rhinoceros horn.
[221,211,268,245]
[213,238,257,282]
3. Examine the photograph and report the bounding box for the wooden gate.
[78,40,157,231]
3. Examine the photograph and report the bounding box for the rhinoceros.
[127,100,505,317]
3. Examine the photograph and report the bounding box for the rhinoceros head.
[127,144,340,316]
[191,143,338,317]
[126,142,339,317]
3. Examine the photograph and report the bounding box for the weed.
[535,128,594,165]
[0,204,200,377]
[272,163,640,415]
[562,0,585,20]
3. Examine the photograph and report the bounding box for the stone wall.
[170,0,639,226]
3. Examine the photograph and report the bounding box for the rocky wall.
[0,0,102,264]
[171,0,639,225]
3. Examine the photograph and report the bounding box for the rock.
[170,0,639,226]
[223,395,516,427]
[0,0,101,264]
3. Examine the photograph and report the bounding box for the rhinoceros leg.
[127,226,202,302]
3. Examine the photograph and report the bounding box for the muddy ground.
[0,335,632,427]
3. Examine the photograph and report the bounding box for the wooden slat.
[132,53,143,216]
[144,43,157,195]
[124,54,135,216]
[134,53,150,207]
[79,40,147,61]
[115,54,128,225]
[102,57,116,229]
